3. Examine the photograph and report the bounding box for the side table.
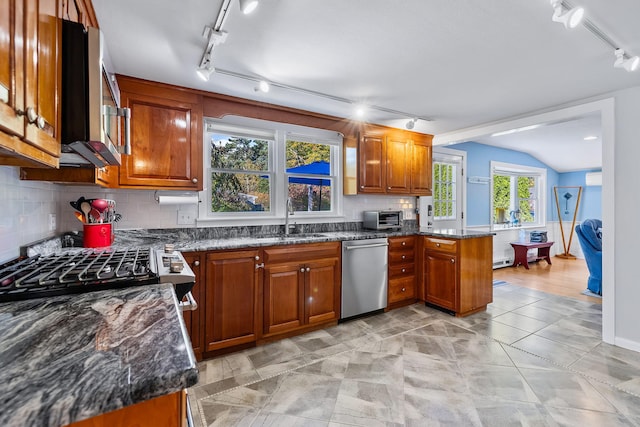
[510,241,554,269]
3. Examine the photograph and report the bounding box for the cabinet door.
[119,89,203,190]
[0,0,25,138]
[305,257,340,325]
[182,252,204,360]
[411,139,432,195]
[358,134,386,193]
[385,136,410,193]
[205,249,260,351]
[425,251,458,311]
[263,262,305,335]
[0,0,60,168]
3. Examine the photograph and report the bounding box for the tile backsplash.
[1,165,418,262]
[0,166,61,262]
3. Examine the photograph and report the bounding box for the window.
[208,125,273,213]
[201,117,341,222]
[433,162,457,219]
[491,161,546,230]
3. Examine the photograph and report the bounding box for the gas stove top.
[0,247,195,303]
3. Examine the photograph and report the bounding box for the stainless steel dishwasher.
[341,238,389,320]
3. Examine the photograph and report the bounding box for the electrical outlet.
[48,213,56,231]
[177,210,195,225]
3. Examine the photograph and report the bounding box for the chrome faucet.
[285,197,295,235]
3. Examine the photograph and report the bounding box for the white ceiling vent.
[586,172,602,186]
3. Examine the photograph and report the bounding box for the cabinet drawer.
[388,236,416,251]
[263,242,340,264]
[389,250,415,265]
[389,263,415,278]
[388,277,416,304]
[424,237,457,254]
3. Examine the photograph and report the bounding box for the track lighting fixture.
[195,26,228,82]
[406,118,418,130]
[254,80,270,92]
[614,49,640,72]
[239,0,259,14]
[550,0,584,29]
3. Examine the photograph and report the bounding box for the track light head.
[614,49,640,72]
[550,0,584,29]
[239,0,259,14]
[406,118,417,130]
[196,65,215,81]
[254,80,270,92]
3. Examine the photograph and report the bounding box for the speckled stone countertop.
[0,284,198,427]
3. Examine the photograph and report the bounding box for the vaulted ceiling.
[92,0,640,171]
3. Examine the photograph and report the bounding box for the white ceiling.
[92,0,640,172]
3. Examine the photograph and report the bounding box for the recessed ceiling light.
[584,136,598,141]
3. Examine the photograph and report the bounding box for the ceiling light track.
[215,68,433,123]
[554,0,639,72]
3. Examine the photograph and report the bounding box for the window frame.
[490,161,546,231]
[198,116,343,225]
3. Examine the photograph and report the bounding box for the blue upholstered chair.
[575,219,602,295]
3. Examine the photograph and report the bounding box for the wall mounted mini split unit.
[586,172,602,186]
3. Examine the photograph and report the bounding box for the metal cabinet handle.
[451,258,455,263]
[402,268,406,273]
[402,255,406,259]
[193,260,200,266]
[36,116,45,129]
[306,267,310,272]
[300,267,305,273]
[436,243,440,247]
[360,185,364,189]
[401,287,406,292]
[256,263,265,269]
[26,107,38,123]
[192,178,198,184]
[255,255,260,260]
[387,186,391,190]
[402,242,406,246]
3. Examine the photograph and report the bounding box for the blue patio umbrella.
[286,161,331,210]
[286,161,331,186]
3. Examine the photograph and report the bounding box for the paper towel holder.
[154,190,200,205]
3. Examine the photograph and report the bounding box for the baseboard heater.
[493,258,512,269]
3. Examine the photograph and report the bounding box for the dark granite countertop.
[24,226,495,256]
[0,284,198,427]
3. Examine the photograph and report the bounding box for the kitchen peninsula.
[0,284,198,427]
[28,224,494,361]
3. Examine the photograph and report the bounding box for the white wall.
[611,86,640,350]
[0,166,62,262]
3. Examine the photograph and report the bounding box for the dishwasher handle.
[344,242,389,250]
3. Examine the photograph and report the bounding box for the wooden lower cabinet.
[262,242,340,339]
[423,236,493,317]
[66,390,187,427]
[204,249,261,352]
[387,236,417,307]
[181,252,204,360]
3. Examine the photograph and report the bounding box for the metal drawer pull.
[402,268,406,273]
[306,267,310,272]
[256,263,264,269]
[193,260,200,266]
[300,267,305,272]
[345,242,389,250]
[401,287,406,292]
[436,243,440,247]
[179,291,198,312]
[451,258,455,263]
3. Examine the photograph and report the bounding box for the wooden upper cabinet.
[385,135,411,193]
[358,133,386,193]
[411,137,432,195]
[118,77,203,190]
[355,128,432,196]
[0,0,61,168]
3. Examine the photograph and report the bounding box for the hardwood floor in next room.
[492,256,601,304]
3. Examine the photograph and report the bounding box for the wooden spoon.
[80,201,91,223]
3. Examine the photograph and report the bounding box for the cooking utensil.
[74,212,84,223]
[91,199,109,213]
[69,196,87,213]
[80,201,92,223]
[89,208,102,223]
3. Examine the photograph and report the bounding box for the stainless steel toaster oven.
[363,210,403,230]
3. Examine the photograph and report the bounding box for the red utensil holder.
[83,223,113,248]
